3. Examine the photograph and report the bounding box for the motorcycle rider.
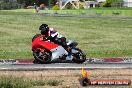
[39,24,71,53]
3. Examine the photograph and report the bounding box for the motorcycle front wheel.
[33,49,52,64]
[72,48,86,63]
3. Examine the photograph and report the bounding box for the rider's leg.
[54,37,71,53]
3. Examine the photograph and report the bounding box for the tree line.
[0,0,124,10]
[0,0,52,9]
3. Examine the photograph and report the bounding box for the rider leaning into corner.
[39,24,71,56]
[32,24,86,63]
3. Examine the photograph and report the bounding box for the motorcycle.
[32,34,86,64]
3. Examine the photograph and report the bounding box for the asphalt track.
[0,63,132,70]
[0,62,132,70]
[0,63,132,71]
[0,58,132,70]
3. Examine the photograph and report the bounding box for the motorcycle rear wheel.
[33,50,51,64]
[72,48,86,63]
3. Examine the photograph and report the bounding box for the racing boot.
[65,46,73,61]
[66,46,72,54]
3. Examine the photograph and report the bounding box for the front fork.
[66,54,73,60]
[65,48,78,61]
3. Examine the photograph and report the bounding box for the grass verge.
[0,76,32,88]
[0,9,132,59]
[0,76,63,88]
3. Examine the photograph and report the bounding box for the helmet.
[39,24,49,35]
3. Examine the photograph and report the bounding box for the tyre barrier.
[84,58,132,64]
[0,59,18,64]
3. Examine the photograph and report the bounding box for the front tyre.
[72,48,86,63]
[33,49,51,64]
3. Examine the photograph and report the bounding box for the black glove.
[43,36,54,41]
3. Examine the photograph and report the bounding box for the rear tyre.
[33,49,51,64]
[72,48,86,63]
[33,59,40,64]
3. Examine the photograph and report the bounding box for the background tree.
[17,0,36,7]
[111,0,124,7]
[102,0,112,7]
[102,0,124,7]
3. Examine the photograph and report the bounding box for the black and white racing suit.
[46,28,69,51]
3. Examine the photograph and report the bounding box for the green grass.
[0,76,62,88]
[0,9,132,59]
[1,8,132,16]
[0,76,32,88]
[39,7,132,16]
[31,79,62,86]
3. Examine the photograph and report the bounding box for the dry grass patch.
[0,69,132,88]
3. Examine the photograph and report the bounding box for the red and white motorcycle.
[32,34,86,64]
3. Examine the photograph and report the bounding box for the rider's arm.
[43,36,54,41]
[49,28,63,38]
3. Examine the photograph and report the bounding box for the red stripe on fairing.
[37,41,59,50]
[32,35,59,51]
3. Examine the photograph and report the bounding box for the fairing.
[32,35,59,51]
[50,46,68,60]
